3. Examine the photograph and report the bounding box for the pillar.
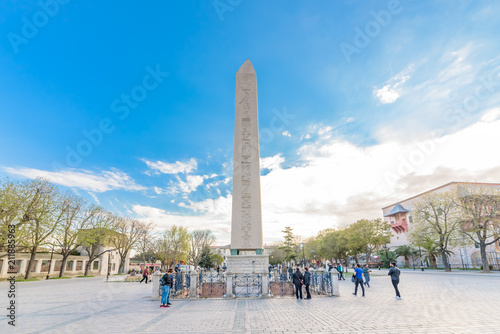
[330,271,340,296]
[49,259,56,275]
[71,260,77,272]
[151,271,161,300]
[189,271,198,299]
[226,274,233,298]
[19,259,28,276]
[35,260,42,273]
[81,260,86,273]
[1,259,9,277]
[261,274,269,298]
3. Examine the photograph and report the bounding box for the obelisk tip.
[237,59,255,74]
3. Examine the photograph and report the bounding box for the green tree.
[190,229,216,267]
[278,226,297,263]
[318,229,349,264]
[210,253,224,266]
[199,246,213,269]
[162,225,190,268]
[269,247,286,266]
[395,245,413,267]
[377,248,397,267]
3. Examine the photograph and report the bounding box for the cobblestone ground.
[2,270,500,333]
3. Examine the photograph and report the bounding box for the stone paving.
[1,270,500,333]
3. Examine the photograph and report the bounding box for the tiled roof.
[384,203,409,217]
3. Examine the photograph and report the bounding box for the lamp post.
[300,243,305,267]
[46,246,54,280]
[419,246,424,271]
[106,250,111,281]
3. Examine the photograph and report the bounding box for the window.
[93,261,99,270]
[409,216,413,224]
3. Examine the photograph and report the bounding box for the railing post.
[189,271,198,299]
[226,274,233,298]
[151,271,162,300]
[261,274,269,298]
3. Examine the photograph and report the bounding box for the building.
[382,182,500,269]
[0,246,123,278]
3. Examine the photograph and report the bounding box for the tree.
[162,225,190,268]
[190,229,216,267]
[395,245,413,267]
[455,184,500,273]
[279,226,297,263]
[0,179,25,254]
[269,247,287,266]
[133,223,156,270]
[409,191,462,272]
[418,239,440,269]
[79,207,114,276]
[318,229,349,264]
[210,253,224,266]
[377,248,397,267]
[198,246,213,269]
[53,193,91,277]
[110,217,154,273]
[17,178,67,279]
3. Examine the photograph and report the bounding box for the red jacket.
[143,269,149,276]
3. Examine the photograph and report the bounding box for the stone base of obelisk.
[226,255,269,298]
[226,254,269,274]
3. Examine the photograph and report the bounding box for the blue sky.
[1,0,500,244]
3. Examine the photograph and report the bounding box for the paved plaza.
[2,270,500,334]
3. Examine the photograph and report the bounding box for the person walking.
[292,267,304,300]
[352,264,365,297]
[140,267,149,284]
[363,264,371,287]
[160,268,174,308]
[303,266,312,299]
[388,262,401,300]
[337,263,345,280]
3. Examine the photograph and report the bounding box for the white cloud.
[260,154,285,171]
[3,167,146,193]
[282,130,291,137]
[374,65,413,104]
[141,158,197,175]
[88,192,100,204]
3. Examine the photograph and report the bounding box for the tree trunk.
[430,255,437,269]
[441,250,451,272]
[480,240,490,272]
[404,257,410,267]
[118,257,126,274]
[84,260,91,276]
[59,255,68,277]
[25,248,37,279]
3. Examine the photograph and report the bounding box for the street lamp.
[46,246,54,280]
[300,243,305,267]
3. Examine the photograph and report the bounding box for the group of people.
[352,262,401,300]
[291,266,312,300]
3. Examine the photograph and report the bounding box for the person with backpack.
[140,267,149,284]
[388,262,401,300]
[292,267,304,300]
[160,268,174,308]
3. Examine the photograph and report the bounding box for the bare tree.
[0,179,24,254]
[110,217,154,273]
[53,193,91,277]
[455,184,500,272]
[409,191,463,272]
[79,207,114,276]
[133,222,156,270]
[190,229,216,267]
[18,178,67,279]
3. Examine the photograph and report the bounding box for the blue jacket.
[354,268,363,279]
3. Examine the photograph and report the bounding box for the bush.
[50,277,71,279]
[480,265,494,270]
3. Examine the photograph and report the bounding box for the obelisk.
[230,59,263,254]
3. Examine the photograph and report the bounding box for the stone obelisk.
[227,60,268,277]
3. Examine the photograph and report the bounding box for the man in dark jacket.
[160,268,174,307]
[303,267,312,299]
[388,262,401,300]
[292,267,304,300]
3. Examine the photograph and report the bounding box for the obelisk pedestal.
[227,59,268,276]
